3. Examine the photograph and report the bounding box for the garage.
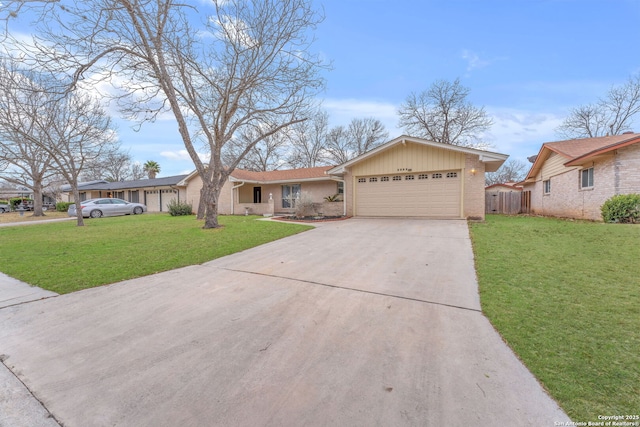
[327,136,508,220]
[355,170,461,217]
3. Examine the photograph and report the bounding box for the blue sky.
[7,0,640,177]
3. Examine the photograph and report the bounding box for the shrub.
[167,199,194,216]
[56,202,74,212]
[294,192,316,218]
[601,193,640,223]
[324,193,342,202]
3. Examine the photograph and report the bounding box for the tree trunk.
[201,180,221,229]
[32,179,45,217]
[196,187,206,220]
[72,187,85,227]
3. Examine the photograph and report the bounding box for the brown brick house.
[520,133,640,220]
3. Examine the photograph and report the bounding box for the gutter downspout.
[231,181,245,215]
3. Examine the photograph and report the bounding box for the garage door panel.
[355,171,461,217]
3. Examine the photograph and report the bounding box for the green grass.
[0,214,311,294]
[469,215,640,420]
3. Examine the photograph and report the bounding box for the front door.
[253,187,262,204]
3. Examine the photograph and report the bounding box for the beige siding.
[351,142,466,176]
[539,152,576,179]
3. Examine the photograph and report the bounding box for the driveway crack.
[216,267,482,313]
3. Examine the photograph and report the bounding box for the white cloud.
[461,49,491,73]
[485,107,564,161]
[160,149,210,162]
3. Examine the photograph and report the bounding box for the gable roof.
[327,135,509,174]
[524,133,640,180]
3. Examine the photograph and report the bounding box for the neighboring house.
[62,175,188,213]
[62,136,509,219]
[520,132,640,220]
[485,183,523,193]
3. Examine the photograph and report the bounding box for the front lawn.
[469,215,639,421]
[0,214,311,294]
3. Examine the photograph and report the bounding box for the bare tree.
[9,0,325,228]
[485,159,528,186]
[0,64,117,226]
[81,149,143,182]
[0,65,57,216]
[346,117,388,156]
[398,78,493,148]
[325,117,389,164]
[226,128,288,172]
[287,109,330,168]
[557,75,640,139]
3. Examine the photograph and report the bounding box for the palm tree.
[143,160,160,179]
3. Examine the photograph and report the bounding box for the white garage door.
[355,171,461,217]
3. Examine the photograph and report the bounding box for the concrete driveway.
[0,218,570,426]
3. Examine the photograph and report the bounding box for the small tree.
[485,159,528,186]
[143,160,161,179]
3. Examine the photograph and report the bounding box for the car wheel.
[133,206,143,215]
[89,209,103,218]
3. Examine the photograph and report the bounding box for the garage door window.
[432,173,442,179]
[369,177,378,182]
[446,172,458,178]
[392,176,401,181]
[358,178,366,183]
[405,175,414,180]
[418,174,428,179]
[381,176,389,182]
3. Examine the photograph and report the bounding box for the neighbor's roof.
[524,133,640,181]
[327,135,509,174]
[61,175,188,192]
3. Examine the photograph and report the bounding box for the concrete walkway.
[0,218,571,426]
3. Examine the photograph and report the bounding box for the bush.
[56,202,73,212]
[167,199,194,216]
[294,192,316,218]
[601,194,640,223]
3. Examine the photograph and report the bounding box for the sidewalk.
[0,273,58,309]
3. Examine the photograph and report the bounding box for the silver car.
[67,198,147,218]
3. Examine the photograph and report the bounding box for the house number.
[397,168,412,172]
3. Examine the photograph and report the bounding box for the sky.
[5,0,640,177]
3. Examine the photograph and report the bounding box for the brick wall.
[464,155,486,219]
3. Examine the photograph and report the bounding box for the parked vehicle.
[0,203,10,213]
[67,198,147,218]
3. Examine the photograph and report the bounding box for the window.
[369,177,378,182]
[543,180,551,194]
[446,172,457,178]
[358,178,366,183]
[581,168,594,188]
[282,184,301,208]
[392,176,402,181]
[418,174,428,180]
[405,175,415,180]
[432,173,442,179]
[337,181,344,194]
[381,176,389,182]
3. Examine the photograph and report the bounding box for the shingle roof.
[544,133,640,159]
[524,133,640,181]
[230,166,333,182]
[62,175,189,191]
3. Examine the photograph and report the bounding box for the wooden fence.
[485,191,531,215]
